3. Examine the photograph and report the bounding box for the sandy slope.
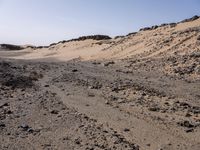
[1,18,199,62]
[0,17,200,150]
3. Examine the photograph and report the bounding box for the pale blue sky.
[0,0,199,45]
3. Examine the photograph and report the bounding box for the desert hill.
[1,15,199,61]
[0,16,200,150]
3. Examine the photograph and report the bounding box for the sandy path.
[37,61,200,150]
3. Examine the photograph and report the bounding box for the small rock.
[72,69,78,72]
[19,124,33,132]
[149,106,160,112]
[0,123,6,128]
[197,35,200,41]
[27,128,34,133]
[124,128,130,132]
[191,106,200,114]
[185,113,192,117]
[185,128,194,133]
[179,102,190,107]
[92,62,101,65]
[105,101,110,105]
[178,120,195,128]
[20,124,29,130]
[146,143,151,147]
[74,138,81,145]
[6,110,12,114]
[0,103,9,108]
[50,110,59,114]
[88,93,95,97]
[103,61,115,67]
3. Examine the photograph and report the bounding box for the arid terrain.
[0,16,200,150]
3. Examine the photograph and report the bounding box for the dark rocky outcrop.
[139,27,152,31]
[169,23,177,28]
[114,36,125,39]
[139,15,199,32]
[126,32,137,36]
[0,44,24,50]
[180,15,199,23]
[36,46,49,49]
[67,35,112,42]
[49,35,112,48]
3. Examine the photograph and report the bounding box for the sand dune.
[1,17,199,62]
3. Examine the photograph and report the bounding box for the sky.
[0,0,199,45]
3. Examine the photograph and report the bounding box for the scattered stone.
[185,113,192,117]
[5,110,12,114]
[0,123,6,128]
[88,82,102,89]
[146,143,151,147]
[197,35,200,41]
[105,101,110,105]
[50,110,59,114]
[190,106,200,114]
[177,120,195,128]
[103,61,115,67]
[185,128,194,133]
[124,128,130,132]
[20,124,29,129]
[19,124,30,131]
[0,103,9,108]
[92,62,101,65]
[179,102,190,107]
[149,106,160,112]
[88,93,95,97]
[27,128,34,133]
[72,69,78,72]
[74,138,81,145]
